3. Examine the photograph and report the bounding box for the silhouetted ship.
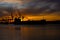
[13,9,47,25]
[0,8,60,25]
[13,18,47,25]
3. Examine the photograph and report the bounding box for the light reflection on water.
[0,24,60,40]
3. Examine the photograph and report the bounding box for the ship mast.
[43,15,44,20]
[10,5,24,21]
[8,7,13,20]
[17,9,24,21]
[17,9,21,18]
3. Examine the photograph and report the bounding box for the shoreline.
[0,21,60,25]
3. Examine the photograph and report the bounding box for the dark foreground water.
[0,24,60,40]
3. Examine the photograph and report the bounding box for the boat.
[10,8,47,25]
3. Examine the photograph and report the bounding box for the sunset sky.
[0,0,60,21]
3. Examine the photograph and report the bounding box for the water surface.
[0,24,60,40]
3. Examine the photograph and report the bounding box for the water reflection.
[0,24,60,40]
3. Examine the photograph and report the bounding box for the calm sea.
[0,24,60,40]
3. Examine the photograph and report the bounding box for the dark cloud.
[0,5,14,17]
[21,0,60,14]
[0,0,60,15]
